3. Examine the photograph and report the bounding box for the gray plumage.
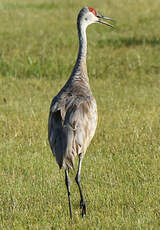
[48,6,113,218]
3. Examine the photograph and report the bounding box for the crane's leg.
[65,169,72,219]
[75,153,86,218]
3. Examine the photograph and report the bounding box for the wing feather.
[48,93,96,169]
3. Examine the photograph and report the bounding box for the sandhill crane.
[48,6,113,218]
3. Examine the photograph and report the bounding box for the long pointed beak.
[97,13,115,28]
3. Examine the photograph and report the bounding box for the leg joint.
[75,173,80,184]
[65,170,70,188]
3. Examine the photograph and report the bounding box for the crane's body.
[48,7,113,218]
[48,76,97,169]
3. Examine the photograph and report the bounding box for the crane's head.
[77,7,114,29]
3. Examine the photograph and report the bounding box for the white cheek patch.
[88,12,98,23]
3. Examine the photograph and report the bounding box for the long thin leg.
[75,153,86,217]
[65,169,72,219]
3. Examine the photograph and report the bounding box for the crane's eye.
[85,17,88,21]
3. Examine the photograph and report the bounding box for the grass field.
[0,0,160,229]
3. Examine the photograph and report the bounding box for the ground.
[0,0,160,229]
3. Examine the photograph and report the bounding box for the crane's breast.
[75,97,98,154]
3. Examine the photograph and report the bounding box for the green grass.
[0,0,160,229]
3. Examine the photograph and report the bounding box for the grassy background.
[0,0,160,229]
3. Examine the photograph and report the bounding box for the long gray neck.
[78,22,87,61]
[70,22,88,79]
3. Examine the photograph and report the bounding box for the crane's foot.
[80,199,86,218]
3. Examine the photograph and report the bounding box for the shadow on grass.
[98,37,160,48]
